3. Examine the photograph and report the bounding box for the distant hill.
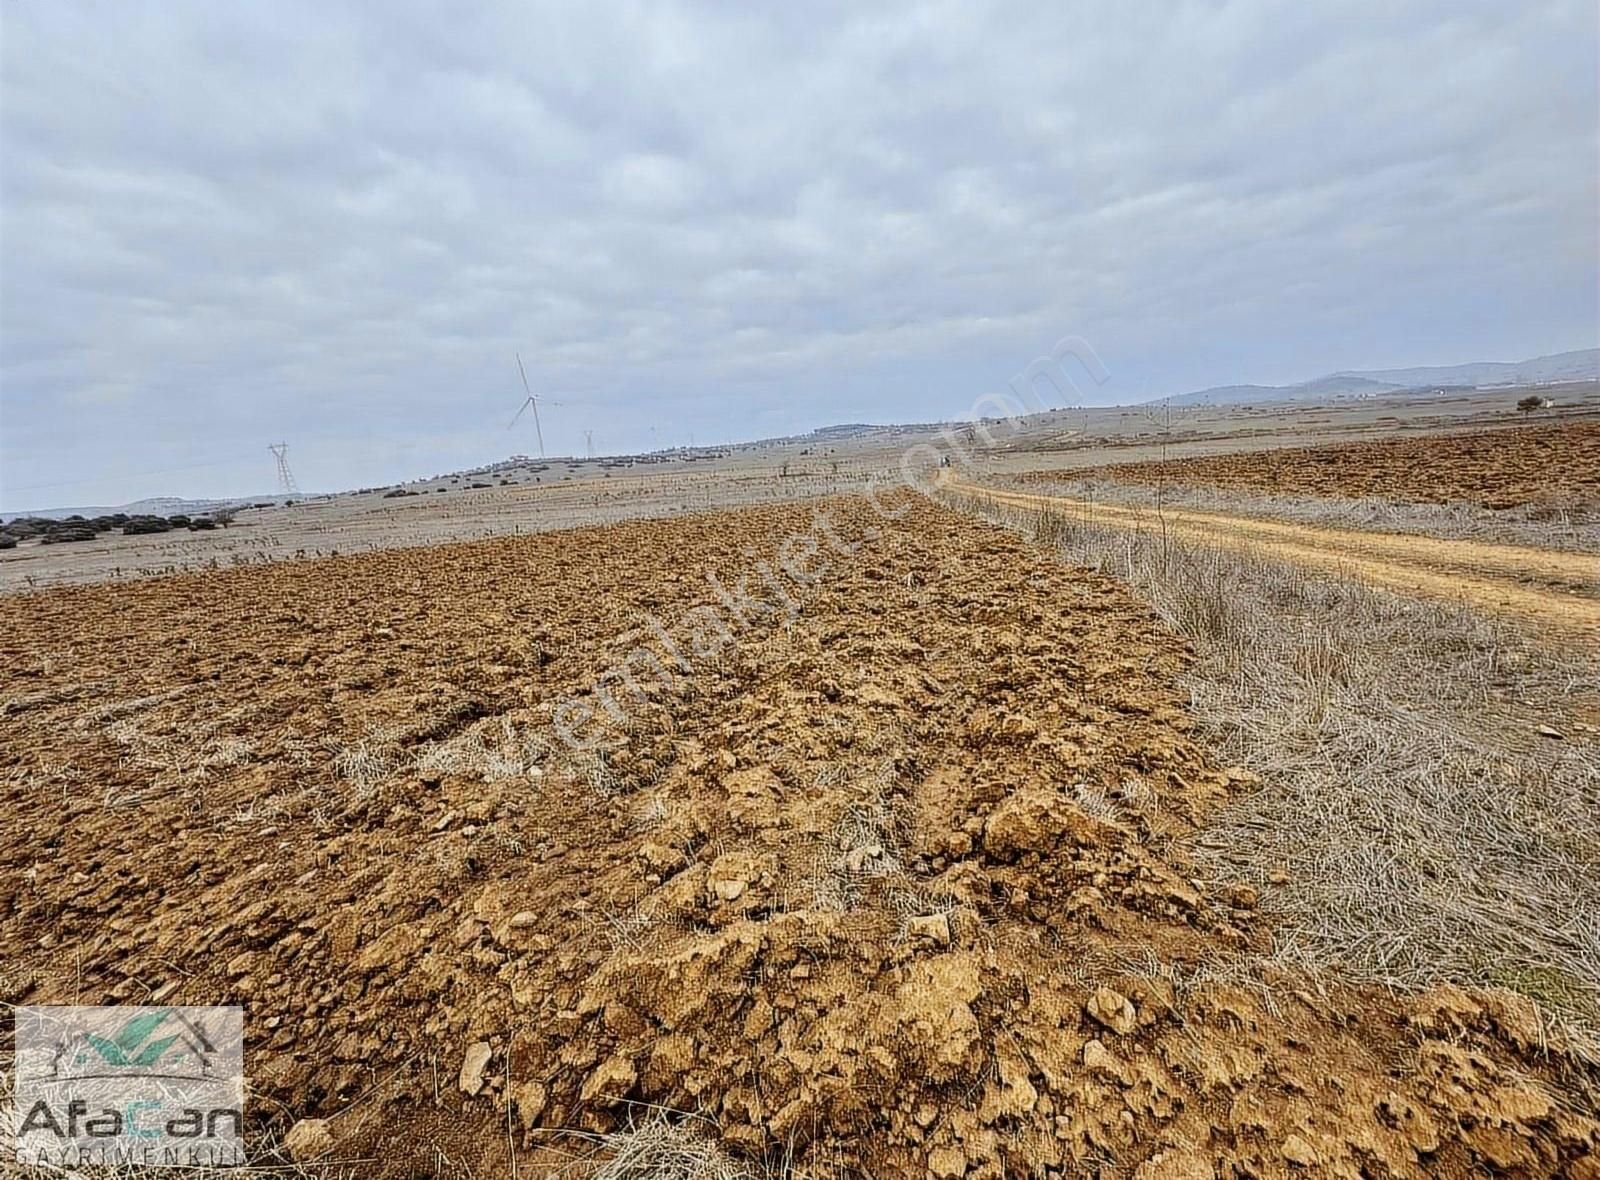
[1160,348,1599,407]
[2,494,276,524]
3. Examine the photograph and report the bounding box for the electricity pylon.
[269,443,299,496]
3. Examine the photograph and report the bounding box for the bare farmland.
[3,494,1597,1176]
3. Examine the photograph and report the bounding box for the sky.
[1,1,1596,509]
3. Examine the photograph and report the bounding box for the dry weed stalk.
[587,1113,760,1180]
[415,716,550,783]
[328,730,400,796]
[953,490,1600,1045]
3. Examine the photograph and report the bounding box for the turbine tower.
[508,353,563,458]
[269,443,300,496]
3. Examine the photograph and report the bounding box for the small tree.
[1517,395,1541,416]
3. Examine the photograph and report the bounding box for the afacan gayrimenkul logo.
[12,1006,244,1168]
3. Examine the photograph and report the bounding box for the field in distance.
[6,385,1596,593]
[1022,418,1600,513]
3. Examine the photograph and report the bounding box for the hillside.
[1162,348,1598,406]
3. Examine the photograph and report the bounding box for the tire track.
[951,482,1600,641]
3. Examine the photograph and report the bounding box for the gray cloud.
[2,0,1595,506]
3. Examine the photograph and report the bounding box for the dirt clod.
[2,496,1595,1177]
[1281,1133,1321,1167]
[283,1118,335,1162]
[458,1041,492,1096]
[1086,985,1138,1035]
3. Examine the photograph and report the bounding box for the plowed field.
[1025,420,1600,510]
[3,497,1596,1177]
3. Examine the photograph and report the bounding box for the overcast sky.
[2,1,1596,508]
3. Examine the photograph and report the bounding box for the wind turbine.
[508,353,563,458]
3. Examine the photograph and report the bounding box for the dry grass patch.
[583,1114,761,1180]
[1009,474,1600,553]
[953,489,1600,1044]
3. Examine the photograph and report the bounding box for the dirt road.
[952,482,1600,640]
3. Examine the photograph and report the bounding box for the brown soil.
[953,484,1600,642]
[1024,420,1600,511]
[3,497,1596,1177]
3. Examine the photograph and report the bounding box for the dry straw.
[952,489,1600,1052]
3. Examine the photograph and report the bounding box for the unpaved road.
[953,483,1600,640]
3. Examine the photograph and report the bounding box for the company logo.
[13,1006,244,1168]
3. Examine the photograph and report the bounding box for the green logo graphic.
[78,1011,179,1069]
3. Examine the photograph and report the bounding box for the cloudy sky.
[2,1,1596,508]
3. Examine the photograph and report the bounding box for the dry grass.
[415,716,550,783]
[583,1114,759,1180]
[326,727,403,796]
[798,759,906,913]
[1009,474,1600,554]
[951,489,1600,1044]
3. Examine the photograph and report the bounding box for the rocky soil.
[2,497,1596,1176]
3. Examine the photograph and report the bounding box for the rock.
[1536,724,1565,740]
[1085,986,1137,1036]
[1227,882,1259,909]
[1570,1155,1600,1180]
[355,924,425,972]
[707,851,761,902]
[928,1145,967,1179]
[579,1054,637,1105]
[907,913,952,946]
[458,1041,492,1096]
[511,1080,548,1129]
[283,1118,334,1161]
[638,841,681,873]
[509,911,538,928]
[1081,1038,1124,1078]
[1281,1134,1319,1167]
